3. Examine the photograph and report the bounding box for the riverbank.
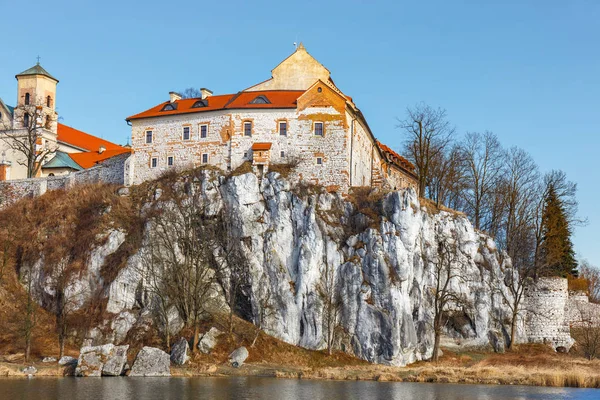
[3,344,599,389]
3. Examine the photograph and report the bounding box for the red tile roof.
[126,90,305,121]
[251,142,273,151]
[56,123,130,169]
[377,141,415,172]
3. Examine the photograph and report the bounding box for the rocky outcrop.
[170,338,190,365]
[26,171,571,366]
[42,356,57,363]
[129,347,170,377]
[229,347,249,368]
[75,344,129,377]
[198,327,223,354]
[58,356,77,366]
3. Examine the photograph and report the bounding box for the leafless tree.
[398,103,455,197]
[251,286,277,348]
[427,145,465,208]
[428,232,471,362]
[579,260,600,304]
[17,260,37,362]
[317,260,342,355]
[217,242,250,336]
[572,302,600,360]
[459,131,504,232]
[179,88,202,99]
[0,99,57,178]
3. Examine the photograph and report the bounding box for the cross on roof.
[36,55,41,65]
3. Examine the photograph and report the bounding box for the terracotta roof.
[57,123,123,152]
[377,141,415,172]
[70,148,131,169]
[251,142,272,151]
[126,90,305,121]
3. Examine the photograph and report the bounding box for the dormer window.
[192,99,208,108]
[24,93,30,105]
[161,103,178,111]
[46,96,52,107]
[249,95,270,104]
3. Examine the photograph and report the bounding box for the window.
[23,113,30,127]
[314,122,323,136]
[167,156,174,166]
[200,124,208,138]
[145,130,153,144]
[48,173,55,177]
[192,99,208,108]
[243,152,248,158]
[151,157,158,168]
[249,95,271,104]
[316,157,323,165]
[317,87,322,93]
[161,103,177,111]
[183,126,190,140]
[202,153,208,164]
[279,121,287,136]
[46,96,51,107]
[280,151,285,158]
[24,93,30,105]
[244,121,252,137]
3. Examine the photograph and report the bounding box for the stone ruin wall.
[524,277,574,350]
[567,290,600,327]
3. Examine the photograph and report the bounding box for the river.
[1,376,597,399]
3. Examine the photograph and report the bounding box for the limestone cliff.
[28,172,523,366]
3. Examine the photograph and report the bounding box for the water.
[0,376,597,400]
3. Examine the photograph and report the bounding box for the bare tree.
[459,131,504,232]
[572,302,600,360]
[429,233,470,362]
[579,260,600,304]
[398,103,455,197]
[428,145,465,208]
[251,286,277,348]
[17,260,37,362]
[1,100,57,178]
[179,88,202,99]
[317,261,342,355]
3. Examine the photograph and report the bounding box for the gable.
[297,80,347,115]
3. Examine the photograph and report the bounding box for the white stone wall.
[524,277,574,350]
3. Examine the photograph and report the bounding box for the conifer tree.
[540,184,578,277]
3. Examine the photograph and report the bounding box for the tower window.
[279,121,287,136]
[244,122,252,137]
[314,122,323,136]
[145,130,153,144]
[202,153,209,164]
[151,157,158,168]
[200,124,208,138]
[46,96,51,107]
[23,113,30,127]
[183,126,190,140]
[24,93,30,105]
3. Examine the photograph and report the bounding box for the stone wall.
[524,277,575,350]
[567,290,600,327]
[0,153,129,208]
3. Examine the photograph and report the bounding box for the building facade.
[127,44,417,193]
[0,63,129,181]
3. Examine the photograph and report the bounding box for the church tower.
[14,61,59,134]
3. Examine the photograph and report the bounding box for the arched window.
[24,93,30,105]
[23,113,30,127]
[47,96,51,107]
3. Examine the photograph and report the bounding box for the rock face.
[129,347,170,377]
[229,347,249,368]
[26,171,576,366]
[58,356,77,366]
[170,337,190,365]
[42,356,57,363]
[198,327,223,354]
[75,344,129,377]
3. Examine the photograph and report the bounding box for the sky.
[0,0,598,265]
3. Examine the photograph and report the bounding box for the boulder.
[129,347,170,376]
[75,344,129,377]
[102,345,129,376]
[170,337,190,365]
[228,346,248,368]
[488,330,505,354]
[42,356,57,363]
[198,327,223,354]
[58,356,77,366]
[22,366,37,375]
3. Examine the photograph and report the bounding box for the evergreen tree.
[540,184,578,277]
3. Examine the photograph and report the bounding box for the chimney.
[99,145,106,154]
[169,92,182,103]
[200,88,213,100]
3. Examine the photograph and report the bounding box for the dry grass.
[229,161,253,177]
[420,197,465,217]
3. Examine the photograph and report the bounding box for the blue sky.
[0,1,598,265]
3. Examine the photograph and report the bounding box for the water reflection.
[0,376,595,400]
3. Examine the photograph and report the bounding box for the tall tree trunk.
[192,323,200,354]
[432,329,441,363]
[508,310,518,351]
